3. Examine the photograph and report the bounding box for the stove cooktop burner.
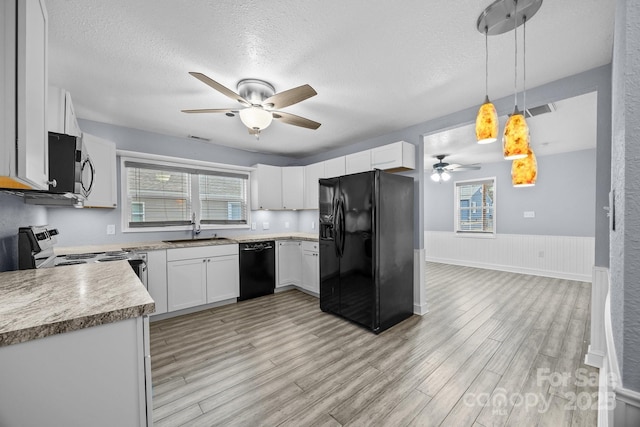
[104,251,128,257]
[96,255,129,262]
[64,253,97,260]
[56,260,88,266]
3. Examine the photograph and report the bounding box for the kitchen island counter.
[0,261,154,347]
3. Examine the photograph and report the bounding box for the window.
[122,158,249,230]
[455,178,495,234]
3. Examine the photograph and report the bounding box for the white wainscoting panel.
[425,231,594,281]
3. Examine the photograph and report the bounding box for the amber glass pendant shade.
[512,148,537,187]
[476,96,498,144]
[503,111,529,160]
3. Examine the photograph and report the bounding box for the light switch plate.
[106,224,115,235]
[311,221,315,230]
[285,221,290,229]
[263,222,270,230]
[251,222,256,230]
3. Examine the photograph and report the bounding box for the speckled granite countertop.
[0,262,155,347]
[56,232,319,254]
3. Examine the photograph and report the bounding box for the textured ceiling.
[46,0,614,158]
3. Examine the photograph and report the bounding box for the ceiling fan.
[431,154,481,182]
[181,72,321,138]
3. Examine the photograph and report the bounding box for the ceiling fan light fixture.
[239,106,273,131]
[512,148,537,187]
[441,170,451,181]
[430,171,441,182]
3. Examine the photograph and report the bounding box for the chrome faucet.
[191,212,201,238]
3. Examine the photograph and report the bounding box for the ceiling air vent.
[525,103,556,118]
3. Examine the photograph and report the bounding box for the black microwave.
[48,132,94,197]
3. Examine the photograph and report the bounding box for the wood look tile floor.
[150,263,598,427]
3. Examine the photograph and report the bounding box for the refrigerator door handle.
[338,197,346,257]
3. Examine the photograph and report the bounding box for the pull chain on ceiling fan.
[181,72,321,139]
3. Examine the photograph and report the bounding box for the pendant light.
[476,26,498,144]
[512,148,537,186]
[503,1,529,160]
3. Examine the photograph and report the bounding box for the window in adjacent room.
[454,178,495,235]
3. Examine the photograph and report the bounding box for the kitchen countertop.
[55,232,319,255]
[0,261,155,347]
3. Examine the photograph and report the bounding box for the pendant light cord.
[523,15,527,113]
[485,26,489,98]
[513,0,518,110]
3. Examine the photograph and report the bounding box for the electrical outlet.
[311,221,315,230]
[251,222,256,230]
[524,211,535,218]
[106,224,115,235]
[263,222,270,230]
[285,221,290,229]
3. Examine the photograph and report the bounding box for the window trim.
[119,151,253,233]
[453,176,496,238]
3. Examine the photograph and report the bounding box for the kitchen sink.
[163,237,232,244]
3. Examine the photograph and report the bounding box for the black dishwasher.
[239,241,275,301]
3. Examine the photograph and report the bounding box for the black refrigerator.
[319,170,414,333]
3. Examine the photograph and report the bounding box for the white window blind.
[455,178,495,233]
[124,160,249,229]
[199,172,248,225]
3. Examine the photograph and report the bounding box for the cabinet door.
[146,250,168,315]
[282,166,304,210]
[277,241,302,287]
[251,164,282,209]
[16,0,48,190]
[64,91,81,137]
[324,157,345,178]
[82,133,117,208]
[304,162,325,209]
[301,250,319,294]
[167,258,207,311]
[345,150,372,174]
[371,141,415,171]
[207,255,239,303]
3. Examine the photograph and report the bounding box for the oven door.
[128,255,148,289]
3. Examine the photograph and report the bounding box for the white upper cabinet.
[281,166,304,210]
[48,86,81,137]
[304,161,325,209]
[345,150,372,174]
[0,0,48,190]
[82,133,117,208]
[251,164,282,210]
[324,156,345,178]
[371,141,415,172]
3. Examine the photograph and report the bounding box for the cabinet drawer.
[301,241,319,252]
[167,244,238,261]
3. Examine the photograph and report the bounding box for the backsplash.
[0,193,48,271]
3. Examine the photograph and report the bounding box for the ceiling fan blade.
[272,111,321,130]
[181,108,236,114]
[446,163,482,171]
[188,72,250,107]
[262,84,317,110]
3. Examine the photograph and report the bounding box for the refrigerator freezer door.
[319,177,340,313]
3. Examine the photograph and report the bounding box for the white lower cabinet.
[276,240,302,288]
[166,244,239,312]
[167,258,207,311]
[301,241,319,294]
[207,255,239,303]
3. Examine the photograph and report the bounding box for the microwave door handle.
[81,156,95,197]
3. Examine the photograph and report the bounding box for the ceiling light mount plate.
[477,0,542,35]
[237,79,275,105]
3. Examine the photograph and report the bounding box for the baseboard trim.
[584,345,605,368]
[425,256,592,282]
[413,303,428,316]
[150,297,237,321]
